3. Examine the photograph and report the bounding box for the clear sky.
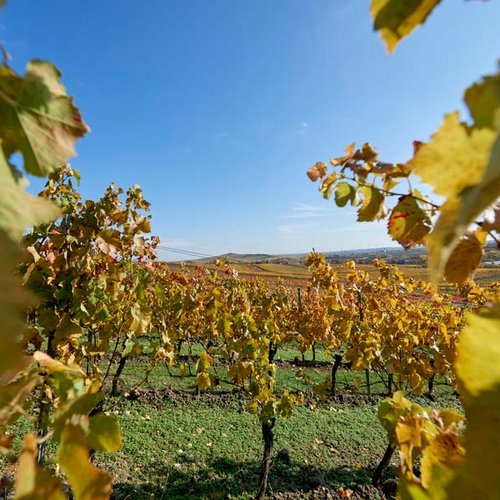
[3,1,499,260]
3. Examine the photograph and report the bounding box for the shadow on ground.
[111,455,397,500]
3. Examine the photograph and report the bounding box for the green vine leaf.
[0,149,60,239]
[370,0,442,52]
[88,414,122,452]
[464,72,500,129]
[0,230,35,371]
[357,186,385,221]
[334,181,356,207]
[0,60,89,177]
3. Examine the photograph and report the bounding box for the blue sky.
[3,0,500,259]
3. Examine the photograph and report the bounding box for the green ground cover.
[97,395,388,499]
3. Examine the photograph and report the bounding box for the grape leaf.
[307,161,327,182]
[334,182,356,207]
[378,391,418,445]
[33,351,83,375]
[443,230,486,285]
[52,392,104,442]
[452,130,500,231]
[387,196,431,249]
[455,308,500,400]
[464,72,500,129]
[0,150,60,240]
[357,186,385,221]
[14,434,65,500]
[0,60,88,177]
[399,467,453,500]
[57,424,112,500]
[398,481,431,500]
[412,113,495,200]
[0,373,39,429]
[420,432,465,491]
[320,172,338,199]
[124,303,151,334]
[447,307,500,499]
[195,372,211,390]
[0,230,35,371]
[88,414,122,452]
[412,112,496,281]
[444,70,500,264]
[428,135,500,283]
[370,0,442,52]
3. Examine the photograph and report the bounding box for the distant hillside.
[167,242,499,269]
[165,243,499,289]
[186,248,424,266]
[195,253,275,264]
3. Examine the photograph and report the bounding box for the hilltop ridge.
[172,242,499,269]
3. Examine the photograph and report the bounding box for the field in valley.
[166,260,500,290]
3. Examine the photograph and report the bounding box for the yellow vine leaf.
[330,143,356,166]
[432,67,500,276]
[137,217,151,233]
[451,133,500,246]
[124,303,151,335]
[411,112,496,281]
[88,414,122,453]
[198,351,213,372]
[399,469,453,500]
[14,434,65,500]
[228,361,252,386]
[33,351,83,375]
[277,390,300,418]
[382,397,466,499]
[320,172,338,199]
[57,424,112,500]
[378,391,416,445]
[443,229,487,285]
[464,72,500,129]
[0,143,59,372]
[446,307,500,499]
[370,0,442,53]
[420,431,465,490]
[412,113,495,199]
[195,372,211,390]
[455,308,500,400]
[0,373,39,430]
